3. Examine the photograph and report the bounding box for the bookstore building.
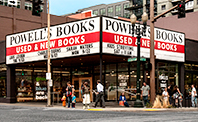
[0,16,197,107]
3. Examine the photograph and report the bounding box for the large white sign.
[6,17,100,64]
[102,17,185,62]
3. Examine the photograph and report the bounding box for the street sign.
[46,73,51,80]
[8,0,18,6]
[48,79,53,87]
[128,58,146,62]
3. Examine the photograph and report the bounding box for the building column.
[6,65,16,103]
[179,63,185,106]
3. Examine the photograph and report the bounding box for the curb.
[1,103,198,112]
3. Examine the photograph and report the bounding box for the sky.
[49,0,124,16]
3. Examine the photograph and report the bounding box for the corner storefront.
[0,16,189,105]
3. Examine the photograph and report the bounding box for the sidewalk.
[0,102,198,112]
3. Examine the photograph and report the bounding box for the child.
[61,93,66,107]
[72,93,76,108]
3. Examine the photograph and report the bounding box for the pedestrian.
[66,81,72,108]
[172,85,182,107]
[61,93,66,107]
[72,93,76,108]
[93,80,105,108]
[82,82,90,109]
[191,84,197,107]
[141,82,150,106]
[167,85,173,105]
[162,87,169,106]
[119,92,129,107]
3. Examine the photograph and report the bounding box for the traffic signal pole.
[47,0,51,107]
[153,0,190,22]
[149,0,155,104]
[149,0,190,103]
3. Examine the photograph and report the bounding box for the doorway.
[72,77,92,102]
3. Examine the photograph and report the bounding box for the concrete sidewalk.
[0,102,198,112]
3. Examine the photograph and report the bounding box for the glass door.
[72,77,92,102]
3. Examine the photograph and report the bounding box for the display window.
[184,63,198,99]
[156,62,179,92]
[16,67,33,102]
[0,64,6,98]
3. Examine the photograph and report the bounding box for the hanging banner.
[6,17,100,64]
[102,17,185,62]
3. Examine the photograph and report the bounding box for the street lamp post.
[130,12,148,107]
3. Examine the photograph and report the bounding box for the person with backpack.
[172,85,182,107]
[66,81,72,108]
[191,84,197,107]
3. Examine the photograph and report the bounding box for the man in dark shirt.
[167,85,173,105]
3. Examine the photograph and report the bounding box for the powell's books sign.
[6,16,185,64]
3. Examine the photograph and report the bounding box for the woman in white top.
[162,88,169,100]
[162,87,169,106]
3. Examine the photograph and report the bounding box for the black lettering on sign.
[72,51,79,55]
[51,53,58,58]
[80,44,93,49]
[9,56,15,60]
[66,46,77,52]
[51,48,61,53]
[82,49,90,54]
[114,49,120,54]
[107,44,115,49]
[127,51,132,55]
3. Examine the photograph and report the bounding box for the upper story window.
[0,0,20,8]
[115,5,121,17]
[100,8,106,15]
[123,3,130,18]
[17,0,20,8]
[93,10,98,16]
[40,4,43,12]
[107,6,113,17]
[161,5,166,10]
[25,1,32,10]
[0,0,8,6]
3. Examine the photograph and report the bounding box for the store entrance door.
[72,77,92,102]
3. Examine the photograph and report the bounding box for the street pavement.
[0,102,198,122]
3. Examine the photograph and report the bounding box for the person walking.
[167,85,173,105]
[191,84,197,107]
[172,85,182,107]
[141,82,150,106]
[93,80,105,108]
[66,81,72,108]
[82,82,90,109]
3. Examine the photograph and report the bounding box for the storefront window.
[0,64,6,98]
[184,63,198,98]
[34,67,47,101]
[157,62,178,92]
[94,65,105,73]
[106,72,117,100]
[118,72,129,99]
[118,63,128,72]
[16,67,33,102]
